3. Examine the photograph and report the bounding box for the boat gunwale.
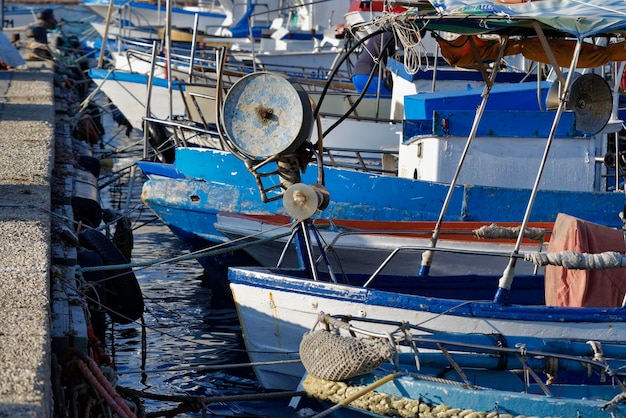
[228,266,626,323]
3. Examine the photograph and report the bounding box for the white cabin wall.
[399,136,598,192]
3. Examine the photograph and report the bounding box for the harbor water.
[36,4,626,418]
[39,5,314,415]
[99,113,306,416]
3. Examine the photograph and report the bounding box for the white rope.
[587,341,606,362]
[390,19,428,74]
[351,12,437,76]
[524,250,626,269]
[473,223,546,241]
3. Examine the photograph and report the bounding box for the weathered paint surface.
[222,72,313,158]
[349,367,626,418]
[139,147,625,250]
[229,266,626,390]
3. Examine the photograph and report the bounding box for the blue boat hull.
[323,365,626,418]
[138,147,626,269]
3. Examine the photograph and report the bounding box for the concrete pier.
[0,62,56,417]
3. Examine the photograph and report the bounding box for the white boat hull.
[91,72,186,130]
[229,270,626,390]
[215,214,546,276]
[85,3,230,33]
[89,66,403,151]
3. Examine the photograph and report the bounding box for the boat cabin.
[397,79,622,192]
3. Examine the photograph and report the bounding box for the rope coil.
[74,355,136,418]
[473,223,546,241]
[303,374,512,418]
[524,250,626,269]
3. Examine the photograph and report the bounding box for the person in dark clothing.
[26,8,57,44]
[38,8,57,30]
[351,31,396,95]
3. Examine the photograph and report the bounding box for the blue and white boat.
[85,0,349,43]
[83,0,231,35]
[89,68,189,132]
[228,208,626,390]
[218,0,626,392]
[136,72,626,273]
[297,313,626,417]
[129,0,626,278]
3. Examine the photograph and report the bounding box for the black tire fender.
[78,155,101,178]
[79,228,144,324]
[146,121,175,164]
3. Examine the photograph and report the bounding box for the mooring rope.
[311,372,401,418]
[74,355,137,418]
[64,268,302,356]
[303,373,509,418]
[473,223,546,241]
[115,359,303,375]
[117,386,305,418]
[77,222,299,274]
[524,250,626,269]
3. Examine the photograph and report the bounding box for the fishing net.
[299,329,396,381]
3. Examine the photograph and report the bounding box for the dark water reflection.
[52,5,309,415]
[103,181,270,416]
[98,112,303,417]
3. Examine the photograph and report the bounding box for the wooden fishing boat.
[229,212,626,390]
[118,16,626,406]
[219,0,626,391]
[86,0,349,43]
[296,313,626,417]
[215,213,551,276]
[130,35,610,264]
[88,68,188,132]
[87,33,354,135]
[83,0,231,35]
[135,69,626,273]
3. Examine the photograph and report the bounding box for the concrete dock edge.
[0,62,56,418]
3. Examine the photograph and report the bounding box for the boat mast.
[98,0,116,69]
[166,0,173,119]
[419,35,510,277]
[494,25,584,304]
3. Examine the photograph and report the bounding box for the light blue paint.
[140,147,625,229]
[342,365,626,418]
[88,68,186,90]
[431,110,579,137]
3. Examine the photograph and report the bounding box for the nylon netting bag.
[299,329,396,381]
